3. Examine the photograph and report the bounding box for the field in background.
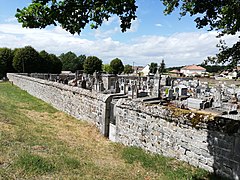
[0,82,215,179]
[195,77,240,86]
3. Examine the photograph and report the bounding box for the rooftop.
[181,65,206,71]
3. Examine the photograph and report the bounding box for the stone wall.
[115,98,240,180]
[7,73,112,136]
[7,73,240,179]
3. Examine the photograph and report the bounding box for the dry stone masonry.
[115,98,240,179]
[7,73,112,136]
[7,73,240,180]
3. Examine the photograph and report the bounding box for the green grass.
[0,82,216,179]
[122,146,211,180]
[15,152,56,174]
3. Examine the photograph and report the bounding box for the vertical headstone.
[166,76,171,86]
[131,84,135,99]
[81,78,86,89]
[98,81,104,92]
[168,88,174,100]
[115,80,120,93]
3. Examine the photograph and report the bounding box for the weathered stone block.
[234,136,240,157]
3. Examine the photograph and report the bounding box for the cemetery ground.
[0,82,217,180]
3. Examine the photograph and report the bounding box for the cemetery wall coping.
[116,98,240,134]
[7,73,112,102]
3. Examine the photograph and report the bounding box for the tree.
[39,50,62,73]
[159,59,166,74]
[102,64,112,74]
[0,57,5,79]
[149,62,158,74]
[77,55,86,71]
[49,54,62,74]
[17,0,240,37]
[59,51,77,71]
[166,66,183,72]
[15,0,137,34]
[39,50,50,73]
[161,0,240,37]
[110,58,124,75]
[13,46,41,73]
[200,62,227,73]
[83,56,102,74]
[205,41,240,68]
[161,0,240,66]
[15,0,240,66]
[0,48,14,78]
[59,52,85,72]
[124,64,134,74]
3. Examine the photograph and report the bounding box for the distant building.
[140,64,150,76]
[169,69,181,77]
[180,65,206,77]
[227,71,237,80]
[133,66,144,74]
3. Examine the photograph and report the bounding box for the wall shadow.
[206,117,240,180]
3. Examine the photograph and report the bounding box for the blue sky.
[0,0,238,67]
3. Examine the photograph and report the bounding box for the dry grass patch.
[0,82,214,179]
[12,109,160,179]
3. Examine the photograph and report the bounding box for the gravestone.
[166,76,171,86]
[115,80,120,93]
[187,98,205,109]
[168,88,174,100]
[81,78,86,89]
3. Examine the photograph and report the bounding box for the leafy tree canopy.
[200,63,226,73]
[162,0,240,36]
[124,64,134,74]
[161,0,240,66]
[39,50,62,73]
[77,55,87,70]
[13,46,41,73]
[39,50,50,73]
[16,0,240,37]
[0,48,15,78]
[59,52,85,72]
[110,58,124,75]
[149,62,158,74]
[15,0,240,66]
[16,0,137,34]
[102,64,112,74]
[83,56,102,74]
[205,41,240,68]
[0,57,5,78]
[49,54,63,74]
[166,66,183,72]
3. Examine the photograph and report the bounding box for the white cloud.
[155,23,162,27]
[94,27,119,38]
[0,23,238,67]
[4,17,17,23]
